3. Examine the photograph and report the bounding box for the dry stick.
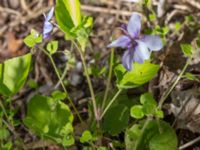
[0,6,51,36]
[81,5,133,16]
[179,136,200,150]
[40,47,84,124]
[172,95,192,127]
[72,41,99,121]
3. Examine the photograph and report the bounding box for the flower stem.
[72,41,99,121]
[102,48,114,110]
[158,60,190,108]
[100,89,122,119]
[134,117,152,150]
[40,47,84,124]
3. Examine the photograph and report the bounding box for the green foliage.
[27,79,38,89]
[24,94,74,146]
[0,127,10,140]
[0,53,32,96]
[181,43,193,57]
[51,90,68,101]
[47,40,58,54]
[130,93,163,119]
[102,104,129,135]
[125,120,178,150]
[55,0,93,50]
[55,0,74,35]
[1,141,12,150]
[115,62,160,89]
[24,29,42,47]
[64,0,81,26]
[184,72,198,81]
[175,22,181,31]
[130,105,144,119]
[80,130,93,143]
[149,12,156,21]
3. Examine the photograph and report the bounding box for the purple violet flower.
[108,13,163,71]
[43,7,54,39]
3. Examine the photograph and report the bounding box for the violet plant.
[1,0,198,149]
[108,13,163,70]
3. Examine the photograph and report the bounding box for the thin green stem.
[40,47,84,123]
[72,41,99,121]
[0,99,9,120]
[102,48,114,110]
[100,89,122,119]
[158,61,190,108]
[134,117,152,150]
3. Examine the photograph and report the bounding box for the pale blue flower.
[43,7,54,39]
[108,13,163,70]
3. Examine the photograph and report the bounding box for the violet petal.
[135,40,150,60]
[127,13,141,38]
[122,49,135,71]
[107,36,131,48]
[141,35,163,51]
[45,7,54,21]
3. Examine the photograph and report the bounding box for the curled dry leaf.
[170,88,200,133]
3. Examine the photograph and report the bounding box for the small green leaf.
[155,110,164,118]
[140,93,156,105]
[27,79,38,89]
[97,147,108,150]
[51,90,67,101]
[24,29,42,47]
[24,35,36,47]
[130,105,144,119]
[102,104,129,135]
[184,72,197,81]
[0,127,10,140]
[115,61,160,89]
[175,22,181,31]
[149,13,156,21]
[181,43,193,57]
[47,40,58,54]
[80,130,93,143]
[140,93,157,115]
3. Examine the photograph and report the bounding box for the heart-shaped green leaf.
[24,94,74,146]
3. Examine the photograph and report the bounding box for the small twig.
[157,0,165,18]
[172,95,192,127]
[81,5,133,16]
[183,0,200,10]
[0,7,51,36]
[0,6,20,15]
[179,136,200,150]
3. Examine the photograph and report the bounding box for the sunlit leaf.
[0,53,32,96]
[115,61,159,89]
